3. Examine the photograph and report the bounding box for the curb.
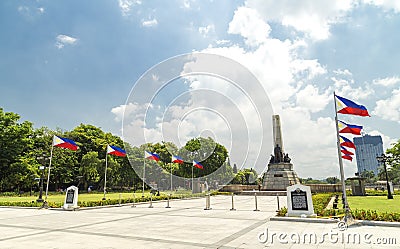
[270,216,337,223]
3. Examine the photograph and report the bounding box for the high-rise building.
[353,134,383,176]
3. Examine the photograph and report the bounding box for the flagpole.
[103,147,108,200]
[192,162,194,194]
[170,164,173,191]
[142,157,145,197]
[44,141,54,202]
[334,92,352,221]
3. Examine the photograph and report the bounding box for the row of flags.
[145,151,204,169]
[52,135,204,169]
[335,94,370,161]
[53,135,127,157]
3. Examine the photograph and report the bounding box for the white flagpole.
[192,162,194,193]
[170,164,173,191]
[142,156,146,197]
[44,139,54,202]
[103,146,108,200]
[334,92,351,219]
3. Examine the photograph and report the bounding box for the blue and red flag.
[335,95,370,117]
[145,151,160,161]
[107,145,126,157]
[338,120,363,135]
[172,155,184,164]
[193,160,204,169]
[339,135,356,149]
[53,135,78,151]
[342,154,353,161]
[341,146,354,156]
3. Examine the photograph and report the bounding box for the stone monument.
[63,185,79,211]
[286,184,316,217]
[262,115,300,190]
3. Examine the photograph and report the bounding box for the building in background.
[353,134,383,176]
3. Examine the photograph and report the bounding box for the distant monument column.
[273,115,284,153]
[263,115,300,190]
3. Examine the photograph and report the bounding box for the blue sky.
[1,0,400,179]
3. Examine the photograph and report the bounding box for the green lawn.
[0,190,192,203]
[347,195,400,213]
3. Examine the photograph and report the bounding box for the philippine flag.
[107,145,126,157]
[193,160,204,169]
[53,135,78,151]
[339,135,356,149]
[145,151,160,161]
[338,120,363,135]
[335,95,370,117]
[341,146,354,156]
[172,155,184,164]
[342,154,353,161]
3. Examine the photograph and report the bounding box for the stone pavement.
[0,195,399,248]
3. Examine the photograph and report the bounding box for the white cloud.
[198,24,215,37]
[55,34,78,49]
[372,76,400,87]
[333,69,352,76]
[142,18,158,27]
[245,0,357,40]
[118,0,141,16]
[296,85,330,113]
[373,88,400,123]
[331,77,375,100]
[228,6,271,46]
[363,0,400,13]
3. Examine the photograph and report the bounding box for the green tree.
[80,151,101,190]
[325,176,340,184]
[0,108,34,191]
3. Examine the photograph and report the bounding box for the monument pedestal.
[262,163,300,191]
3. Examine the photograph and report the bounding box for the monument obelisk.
[262,115,300,190]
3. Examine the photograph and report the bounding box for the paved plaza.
[0,195,399,248]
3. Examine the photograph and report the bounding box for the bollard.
[149,193,153,208]
[254,192,260,211]
[131,193,136,208]
[230,192,236,211]
[276,193,280,211]
[166,194,171,208]
[119,193,122,206]
[204,193,211,210]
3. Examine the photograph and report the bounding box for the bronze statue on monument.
[263,115,299,190]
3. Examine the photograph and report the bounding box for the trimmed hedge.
[0,191,222,208]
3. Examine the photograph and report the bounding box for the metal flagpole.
[192,163,194,193]
[103,147,108,200]
[142,157,145,197]
[44,140,54,202]
[170,165,173,191]
[333,92,352,222]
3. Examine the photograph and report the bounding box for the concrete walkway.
[0,195,399,248]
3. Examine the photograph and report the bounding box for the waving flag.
[335,95,370,117]
[145,151,160,161]
[107,145,126,157]
[53,135,78,151]
[172,155,184,164]
[342,154,353,161]
[341,146,354,156]
[338,120,363,135]
[339,135,356,149]
[193,160,204,169]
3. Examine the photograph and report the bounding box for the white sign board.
[286,184,316,217]
[63,185,79,210]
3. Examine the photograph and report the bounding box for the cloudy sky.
[1,0,399,179]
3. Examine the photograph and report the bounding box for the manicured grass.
[0,190,192,203]
[347,195,400,213]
